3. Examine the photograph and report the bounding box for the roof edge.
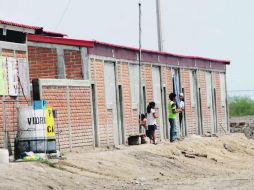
[94,41,230,65]
[0,19,42,30]
[28,34,94,47]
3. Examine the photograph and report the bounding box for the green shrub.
[229,96,254,117]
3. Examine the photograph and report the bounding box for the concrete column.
[81,47,89,80]
[56,48,66,79]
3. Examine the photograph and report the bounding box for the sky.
[0,0,253,96]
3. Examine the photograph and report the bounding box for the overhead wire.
[54,0,72,31]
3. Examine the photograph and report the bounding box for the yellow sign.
[46,106,55,137]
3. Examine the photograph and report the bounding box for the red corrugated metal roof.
[0,19,42,30]
[28,34,94,47]
[94,41,230,64]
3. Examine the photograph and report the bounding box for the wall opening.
[117,85,125,144]
[190,70,203,135]
[213,88,218,133]
[162,86,168,139]
[181,87,188,137]
[198,87,204,135]
[104,62,120,145]
[0,29,26,43]
[152,66,165,140]
[91,84,99,147]
[142,86,147,114]
[206,72,217,133]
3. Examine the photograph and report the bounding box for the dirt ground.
[1,133,254,190]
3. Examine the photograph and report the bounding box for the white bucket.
[0,149,9,164]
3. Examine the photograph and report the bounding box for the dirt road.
[1,134,254,190]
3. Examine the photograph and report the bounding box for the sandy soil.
[1,133,254,190]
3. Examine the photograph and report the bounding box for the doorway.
[213,88,218,133]
[117,85,125,144]
[152,66,166,140]
[206,72,217,134]
[91,84,99,147]
[191,70,203,135]
[142,86,147,113]
[162,86,168,139]
[104,62,120,145]
[181,87,188,137]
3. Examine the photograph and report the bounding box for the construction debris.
[181,150,208,158]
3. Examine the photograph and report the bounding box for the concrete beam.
[27,41,80,51]
[38,79,90,87]
[0,41,27,51]
[0,24,35,34]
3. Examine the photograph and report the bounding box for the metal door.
[104,62,119,145]
[152,66,165,139]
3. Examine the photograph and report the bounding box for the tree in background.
[229,96,254,117]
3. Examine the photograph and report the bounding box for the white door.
[152,67,165,140]
[104,62,119,145]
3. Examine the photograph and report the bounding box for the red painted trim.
[94,41,230,64]
[28,34,94,47]
[0,19,42,30]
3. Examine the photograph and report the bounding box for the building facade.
[0,20,230,153]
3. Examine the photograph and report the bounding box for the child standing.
[146,102,158,144]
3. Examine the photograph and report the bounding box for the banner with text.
[0,56,8,95]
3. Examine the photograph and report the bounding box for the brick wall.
[213,72,227,133]
[88,57,229,145]
[0,97,18,153]
[90,58,96,81]
[64,50,83,80]
[144,64,153,103]
[182,69,197,135]
[93,59,109,146]
[26,44,229,148]
[120,62,132,139]
[0,40,229,152]
[28,46,58,81]
[41,85,93,150]
[199,70,210,133]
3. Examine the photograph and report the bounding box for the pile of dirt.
[1,133,254,190]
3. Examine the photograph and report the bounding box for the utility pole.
[156,0,164,51]
[138,3,143,131]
